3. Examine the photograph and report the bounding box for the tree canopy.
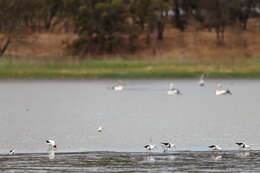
[0,0,260,56]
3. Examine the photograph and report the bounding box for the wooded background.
[1,0,260,58]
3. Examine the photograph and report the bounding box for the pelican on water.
[198,73,205,87]
[215,84,232,96]
[167,83,182,95]
[112,81,124,91]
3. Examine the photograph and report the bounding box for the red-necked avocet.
[8,149,15,156]
[161,142,176,152]
[97,126,103,133]
[144,144,156,152]
[208,145,222,151]
[46,140,57,151]
[236,142,250,150]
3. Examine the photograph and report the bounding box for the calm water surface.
[1,79,260,172]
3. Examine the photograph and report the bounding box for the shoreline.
[1,57,260,79]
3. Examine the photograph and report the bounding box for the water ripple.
[1,151,260,172]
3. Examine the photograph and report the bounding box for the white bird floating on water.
[208,145,222,151]
[144,144,156,152]
[167,83,182,95]
[215,84,232,96]
[112,81,124,91]
[97,126,103,133]
[236,142,250,150]
[198,73,205,87]
[46,140,57,151]
[161,142,176,152]
[8,149,15,156]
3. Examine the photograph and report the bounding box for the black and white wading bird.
[46,140,57,151]
[97,126,103,133]
[161,142,176,152]
[144,144,156,152]
[8,149,15,156]
[215,84,232,96]
[236,142,250,150]
[167,83,182,95]
[208,145,222,151]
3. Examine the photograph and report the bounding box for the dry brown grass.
[5,19,260,61]
[7,33,77,58]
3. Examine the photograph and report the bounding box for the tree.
[236,0,259,30]
[194,0,238,45]
[155,0,171,40]
[0,0,29,56]
[72,0,130,54]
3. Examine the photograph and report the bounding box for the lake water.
[1,79,260,172]
[2,151,260,172]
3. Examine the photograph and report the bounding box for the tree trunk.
[0,37,11,56]
[157,20,164,40]
[145,32,151,45]
[173,0,184,31]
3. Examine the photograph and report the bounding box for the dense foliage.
[0,0,260,55]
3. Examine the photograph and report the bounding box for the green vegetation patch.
[0,57,260,79]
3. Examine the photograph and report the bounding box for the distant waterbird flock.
[7,73,255,157]
[110,74,252,153]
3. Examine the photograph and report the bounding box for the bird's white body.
[161,142,175,152]
[8,150,15,156]
[236,142,250,150]
[144,144,156,152]
[46,140,57,151]
[199,80,205,87]
[198,74,205,87]
[215,84,231,95]
[215,89,231,96]
[167,83,182,95]
[209,145,222,151]
[112,85,123,91]
[167,89,181,95]
[97,126,103,133]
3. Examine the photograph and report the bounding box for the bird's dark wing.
[144,145,149,148]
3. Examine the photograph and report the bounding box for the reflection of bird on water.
[48,150,55,160]
[211,155,222,161]
[236,151,250,158]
